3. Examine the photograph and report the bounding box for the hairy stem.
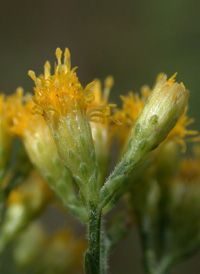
[84,204,102,274]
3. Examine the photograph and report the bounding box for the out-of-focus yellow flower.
[7,88,58,175]
[130,143,200,273]
[6,170,52,208]
[87,76,115,122]
[42,229,86,274]
[178,145,200,182]
[168,113,200,152]
[116,92,145,149]
[0,94,13,181]
[14,222,86,274]
[6,89,88,222]
[0,170,52,253]
[13,222,47,268]
[29,48,115,202]
[89,77,119,186]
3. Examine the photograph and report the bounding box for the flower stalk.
[85,204,102,274]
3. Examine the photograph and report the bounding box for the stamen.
[28,70,37,82]
[44,61,51,79]
[103,76,114,102]
[64,48,71,73]
[55,47,62,66]
[164,72,178,87]
[30,48,116,121]
[87,105,113,117]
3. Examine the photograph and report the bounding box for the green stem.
[100,229,109,274]
[84,204,102,274]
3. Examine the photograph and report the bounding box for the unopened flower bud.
[100,73,189,208]
[131,73,189,159]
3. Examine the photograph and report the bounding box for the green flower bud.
[100,73,189,208]
[131,73,189,158]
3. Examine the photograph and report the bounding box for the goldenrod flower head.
[130,73,189,158]
[117,73,197,155]
[29,48,91,117]
[29,48,105,202]
[29,48,112,123]
[88,77,119,185]
[5,88,36,137]
[153,74,199,151]
[89,75,120,130]
[116,92,145,149]
[5,89,88,222]
[90,77,110,106]
[5,89,60,178]
[120,92,144,125]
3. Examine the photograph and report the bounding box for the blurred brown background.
[1,0,200,273]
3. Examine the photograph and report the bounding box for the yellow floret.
[29,48,114,123]
[5,88,37,137]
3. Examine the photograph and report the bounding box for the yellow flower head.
[6,88,52,149]
[116,92,145,148]
[117,73,199,152]
[5,88,39,138]
[4,88,88,223]
[29,48,113,124]
[29,48,110,201]
[4,88,59,177]
[89,76,117,145]
[29,48,91,117]
[120,92,144,125]
[5,88,64,176]
[87,76,116,122]
[88,77,120,186]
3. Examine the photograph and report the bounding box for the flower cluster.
[0,47,200,274]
